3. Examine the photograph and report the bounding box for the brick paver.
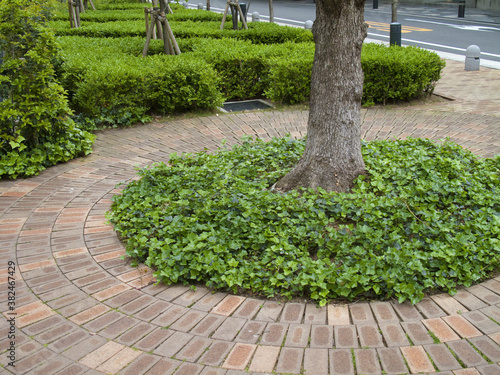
[4,59,500,375]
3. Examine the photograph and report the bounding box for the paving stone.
[275,347,304,375]
[169,309,206,332]
[431,294,468,315]
[199,368,227,375]
[310,324,334,348]
[83,310,124,333]
[154,331,193,357]
[468,336,500,362]
[13,348,55,374]
[377,347,408,375]
[248,345,280,373]
[48,330,90,353]
[283,324,310,348]
[466,285,500,305]
[371,301,399,323]
[350,303,375,324]
[105,288,143,308]
[232,298,262,320]
[222,343,257,370]
[211,317,247,341]
[191,292,227,312]
[119,294,157,315]
[417,297,448,318]
[447,340,488,367]
[35,323,76,344]
[99,316,139,339]
[260,323,288,346]
[379,322,411,347]
[142,358,180,375]
[304,304,327,325]
[462,311,500,335]
[54,363,90,375]
[425,343,462,371]
[453,290,488,310]
[453,368,482,375]
[354,349,381,375]
[135,300,172,321]
[116,322,156,346]
[479,305,500,323]
[96,346,142,374]
[482,279,500,296]
[61,336,108,361]
[31,356,76,375]
[400,345,436,374]
[334,325,358,348]
[79,341,125,369]
[443,315,483,338]
[59,297,99,318]
[69,304,110,325]
[175,336,213,362]
[329,349,355,375]
[191,313,227,337]
[234,321,266,344]
[172,286,210,307]
[476,364,500,375]
[303,348,329,375]
[200,340,235,366]
[280,302,306,324]
[212,295,246,316]
[357,324,384,348]
[134,327,173,352]
[155,284,192,302]
[174,362,204,375]
[118,353,161,375]
[423,318,461,342]
[23,314,66,336]
[401,321,435,345]
[254,301,283,322]
[327,305,350,325]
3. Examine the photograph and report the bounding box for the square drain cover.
[221,99,274,112]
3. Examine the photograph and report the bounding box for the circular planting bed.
[108,136,500,305]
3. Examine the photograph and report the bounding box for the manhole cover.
[221,99,274,112]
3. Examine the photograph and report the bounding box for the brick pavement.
[1,61,500,374]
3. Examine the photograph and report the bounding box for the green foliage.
[0,0,94,178]
[362,43,446,105]
[108,137,500,305]
[51,4,444,126]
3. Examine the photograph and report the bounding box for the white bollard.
[304,20,313,30]
[465,45,480,71]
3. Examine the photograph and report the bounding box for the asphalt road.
[201,0,500,68]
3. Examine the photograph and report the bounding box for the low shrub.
[70,54,223,126]
[108,137,500,305]
[362,43,446,105]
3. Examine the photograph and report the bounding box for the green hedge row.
[52,1,443,128]
[50,19,313,43]
[55,34,444,128]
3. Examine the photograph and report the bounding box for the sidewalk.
[1,61,500,374]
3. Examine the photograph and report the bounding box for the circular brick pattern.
[2,60,500,374]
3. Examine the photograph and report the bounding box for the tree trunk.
[274,0,367,193]
[269,0,274,23]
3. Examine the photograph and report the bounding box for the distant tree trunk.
[206,0,210,11]
[269,0,274,22]
[392,0,398,22]
[274,0,367,193]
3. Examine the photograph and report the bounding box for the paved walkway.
[1,60,500,375]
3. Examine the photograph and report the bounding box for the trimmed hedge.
[52,1,444,127]
[362,43,445,105]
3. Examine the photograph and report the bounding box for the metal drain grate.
[221,99,274,113]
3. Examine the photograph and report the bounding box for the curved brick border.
[2,60,500,374]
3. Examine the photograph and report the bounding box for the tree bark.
[274,0,367,193]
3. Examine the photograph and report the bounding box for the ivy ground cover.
[108,137,500,305]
